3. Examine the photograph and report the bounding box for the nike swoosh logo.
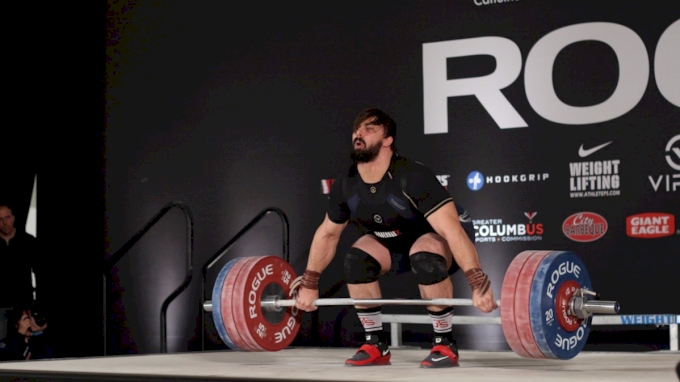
[382,349,389,356]
[579,141,612,157]
[431,356,449,362]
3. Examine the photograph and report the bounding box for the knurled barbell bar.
[204,250,620,359]
[204,297,617,318]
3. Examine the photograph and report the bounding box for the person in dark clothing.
[0,204,40,340]
[0,304,54,361]
[295,108,497,368]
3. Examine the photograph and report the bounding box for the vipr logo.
[648,134,680,193]
[467,171,484,191]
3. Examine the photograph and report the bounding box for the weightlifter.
[294,108,498,368]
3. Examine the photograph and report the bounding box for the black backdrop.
[96,1,680,355]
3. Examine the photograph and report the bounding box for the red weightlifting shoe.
[345,333,391,366]
[420,336,459,368]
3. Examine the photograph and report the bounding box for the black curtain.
[0,173,35,232]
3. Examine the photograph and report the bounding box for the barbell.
[203,250,620,360]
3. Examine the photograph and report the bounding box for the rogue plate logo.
[473,212,544,243]
[626,212,676,238]
[467,171,548,191]
[569,142,621,198]
[562,212,608,242]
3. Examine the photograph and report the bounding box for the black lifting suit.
[326,154,476,276]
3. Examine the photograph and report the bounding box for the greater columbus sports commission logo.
[472,212,543,243]
[562,212,608,242]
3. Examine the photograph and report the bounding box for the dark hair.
[352,108,397,153]
[7,306,32,327]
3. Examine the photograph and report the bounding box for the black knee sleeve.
[344,247,381,284]
[410,252,450,285]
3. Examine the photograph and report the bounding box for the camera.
[31,311,46,327]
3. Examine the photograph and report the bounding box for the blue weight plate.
[529,251,592,360]
[212,257,244,351]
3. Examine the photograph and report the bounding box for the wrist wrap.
[464,268,490,295]
[300,269,320,290]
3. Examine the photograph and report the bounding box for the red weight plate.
[231,257,266,351]
[233,256,302,352]
[222,257,258,351]
[500,250,537,358]
[514,250,553,359]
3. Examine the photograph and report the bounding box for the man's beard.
[351,138,381,163]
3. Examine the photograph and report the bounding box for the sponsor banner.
[648,134,680,193]
[569,141,621,198]
[562,212,608,242]
[467,171,549,191]
[619,315,680,325]
[473,0,519,6]
[473,212,543,243]
[626,212,676,238]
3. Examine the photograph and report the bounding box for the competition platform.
[0,346,678,382]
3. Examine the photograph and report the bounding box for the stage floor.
[0,348,679,382]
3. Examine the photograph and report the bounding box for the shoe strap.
[357,343,383,359]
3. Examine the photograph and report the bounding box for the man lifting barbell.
[294,108,498,368]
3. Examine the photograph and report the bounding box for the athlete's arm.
[295,214,346,312]
[405,161,497,312]
[305,213,348,273]
[425,202,481,272]
[427,203,497,313]
[296,174,350,312]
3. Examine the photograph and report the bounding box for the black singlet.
[326,155,466,240]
